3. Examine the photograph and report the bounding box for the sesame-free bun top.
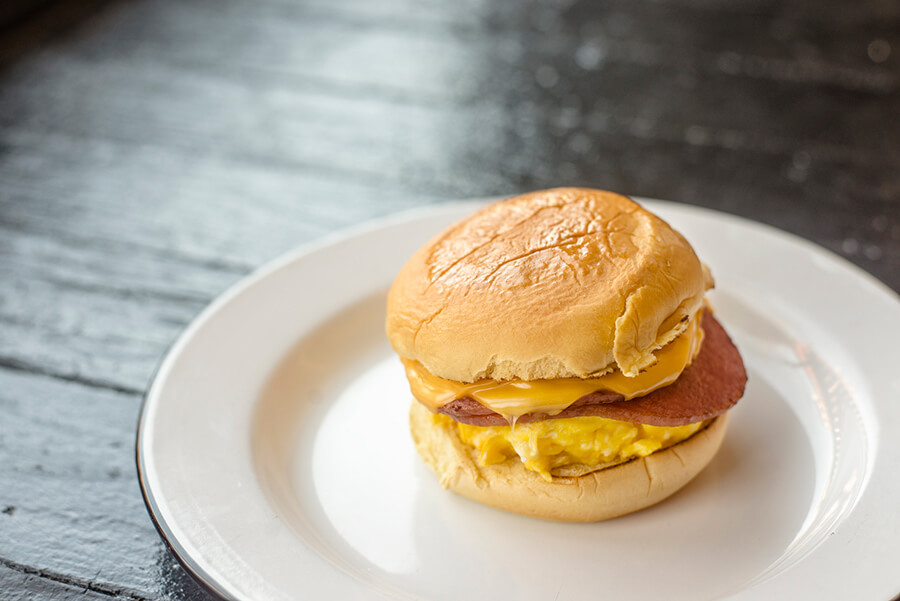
[386,188,713,383]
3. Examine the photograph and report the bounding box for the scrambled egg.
[436,413,704,481]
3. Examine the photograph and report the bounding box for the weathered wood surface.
[0,0,897,599]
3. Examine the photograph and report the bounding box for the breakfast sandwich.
[386,188,747,521]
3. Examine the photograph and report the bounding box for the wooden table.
[1,0,897,599]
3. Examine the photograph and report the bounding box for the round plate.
[137,199,900,601]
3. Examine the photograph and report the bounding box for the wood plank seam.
[0,359,144,396]
[5,53,895,159]
[1,73,893,167]
[0,125,473,196]
[21,273,214,306]
[0,219,255,275]
[0,555,156,601]
[3,121,892,202]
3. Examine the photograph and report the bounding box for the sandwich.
[385,188,747,522]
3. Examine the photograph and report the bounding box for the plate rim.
[136,199,497,601]
[135,196,900,601]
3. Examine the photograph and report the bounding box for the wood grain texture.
[0,562,139,601]
[0,367,216,600]
[0,0,897,599]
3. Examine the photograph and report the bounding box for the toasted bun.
[409,401,727,522]
[386,188,712,382]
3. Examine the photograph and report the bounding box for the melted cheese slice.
[403,313,704,420]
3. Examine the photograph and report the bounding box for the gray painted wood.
[0,562,141,601]
[0,0,897,599]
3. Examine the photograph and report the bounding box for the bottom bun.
[409,401,728,522]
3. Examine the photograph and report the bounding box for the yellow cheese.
[437,412,706,481]
[404,312,704,420]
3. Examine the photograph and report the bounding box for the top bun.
[386,188,713,382]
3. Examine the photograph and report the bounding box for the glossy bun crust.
[386,188,712,383]
[409,401,728,522]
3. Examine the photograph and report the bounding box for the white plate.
[137,199,900,601]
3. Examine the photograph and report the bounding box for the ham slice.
[437,310,746,427]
